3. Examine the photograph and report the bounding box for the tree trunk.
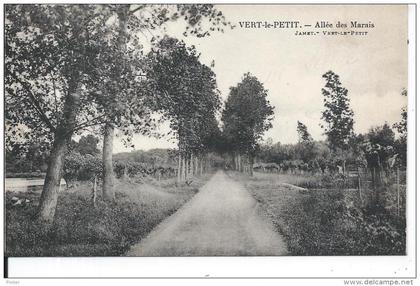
[180,155,183,181]
[186,156,189,180]
[177,153,182,183]
[190,153,194,177]
[92,176,98,208]
[195,155,198,175]
[249,155,254,176]
[236,154,239,171]
[189,157,192,178]
[37,134,68,224]
[37,81,80,224]
[200,157,203,176]
[187,156,191,178]
[372,167,380,208]
[371,167,376,202]
[102,123,115,202]
[237,154,240,171]
[100,6,128,201]
[189,154,192,176]
[182,156,186,181]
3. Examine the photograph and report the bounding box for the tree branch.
[11,73,57,132]
[129,5,147,15]
[51,76,60,126]
[71,114,109,132]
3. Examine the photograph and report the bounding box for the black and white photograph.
[2,2,416,280]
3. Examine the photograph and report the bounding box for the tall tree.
[363,123,396,209]
[320,70,354,171]
[296,121,315,163]
[297,121,313,143]
[146,37,221,182]
[393,88,407,167]
[222,73,274,175]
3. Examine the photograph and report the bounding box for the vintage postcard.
[3,3,416,279]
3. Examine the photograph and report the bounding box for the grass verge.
[6,173,213,257]
[230,171,406,256]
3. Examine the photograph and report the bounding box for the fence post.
[373,167,379,207]
[358,169,363,204]
[397,168,400,216]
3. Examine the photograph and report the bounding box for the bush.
[242,173,406,256]
[113,160,176,179]
[63,152,102,186]
[284,190,405,255]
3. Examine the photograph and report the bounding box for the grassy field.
[231,171,406,256]
[6,174,213,257]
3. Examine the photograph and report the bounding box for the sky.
[113,5,408,153]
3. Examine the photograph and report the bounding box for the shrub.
[243,173,406,256]
[63,152,102,188]
[280,189,405,255]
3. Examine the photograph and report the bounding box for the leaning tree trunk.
[37,134,68,224]
[37,81,80,224]
[102,123,115,202]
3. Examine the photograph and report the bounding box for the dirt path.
[126,170,288,256]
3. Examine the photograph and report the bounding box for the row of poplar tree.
[5,4,273,225]
[5,4,277,225]
[5,4,233,224]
